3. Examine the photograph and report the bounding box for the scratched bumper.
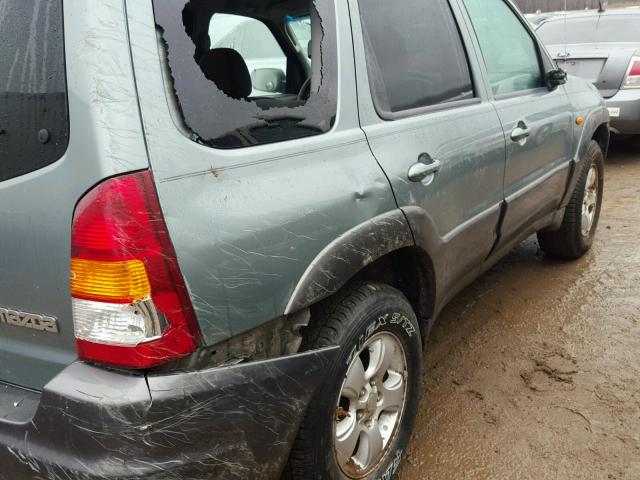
[0,347,337,480]
[606,89,640,135]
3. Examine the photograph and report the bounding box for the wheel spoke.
[355,424,384,470]
[379,371,405,412]
[343,357,366,401]
[582,212,591,233]
[335,415,362,465]
[587,168,597,190]
[365,336,397,381]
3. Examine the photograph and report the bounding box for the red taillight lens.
[71,170,200,368]
[623,56,640,89]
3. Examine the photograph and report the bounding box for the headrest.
[200,48,252,99]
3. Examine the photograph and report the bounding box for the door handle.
[408,154,442,183]
[511,121,530,143]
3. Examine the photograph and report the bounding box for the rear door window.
[462,0,543,95]
[153,0,337,149]
[0,0,69,182]
[357,0,474,116]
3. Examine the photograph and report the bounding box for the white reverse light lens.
[72,297,165,346]
[622,57,640,89]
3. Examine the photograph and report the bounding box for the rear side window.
[153,0,337,149]
[357,0,474,116]
[463,0,543,95]
[0,0,69,182]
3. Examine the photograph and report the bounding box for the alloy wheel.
[333,332,408,478]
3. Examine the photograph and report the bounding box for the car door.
[349,0,506,308]
[459,0,574,248]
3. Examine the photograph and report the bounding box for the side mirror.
[546,68,567,90]
[251,68,286,94]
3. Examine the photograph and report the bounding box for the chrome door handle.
[511,121,530,143]
[408,156,442,183]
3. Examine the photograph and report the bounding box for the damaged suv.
[0,0,608,479]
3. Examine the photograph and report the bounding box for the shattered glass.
[152,0,337,149]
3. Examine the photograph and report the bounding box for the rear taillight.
[70,171,200,368]
[622,56,640,89]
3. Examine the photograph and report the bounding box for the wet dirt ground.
[399,138,640,480]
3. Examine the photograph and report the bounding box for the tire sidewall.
[311,285,422,480]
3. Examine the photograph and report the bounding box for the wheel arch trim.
[575,106,609,164]
[285,209,424,315]
[560,106,609,210]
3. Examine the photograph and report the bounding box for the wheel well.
[353,247,436,339]
[593,124,610,159]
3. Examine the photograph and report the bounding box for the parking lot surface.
[400,138,640,480]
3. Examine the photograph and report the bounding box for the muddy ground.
[399,138,640,480]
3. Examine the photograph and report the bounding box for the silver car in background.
[537,8,640,136]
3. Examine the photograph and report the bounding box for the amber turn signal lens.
[576,116,585,126]
[71,258,152,304]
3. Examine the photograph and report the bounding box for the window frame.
[459,0,549,101]
[357,0,481,122]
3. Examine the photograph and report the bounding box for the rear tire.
[288,282,422,480]
[537,140,604,259]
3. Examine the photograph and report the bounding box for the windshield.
[537,15,640,44]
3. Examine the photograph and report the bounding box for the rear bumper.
[605,89,640,135]
[0,348,337,480]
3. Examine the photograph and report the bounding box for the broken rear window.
[152,0,337,149]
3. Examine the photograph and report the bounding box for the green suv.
[0,0,608,479]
